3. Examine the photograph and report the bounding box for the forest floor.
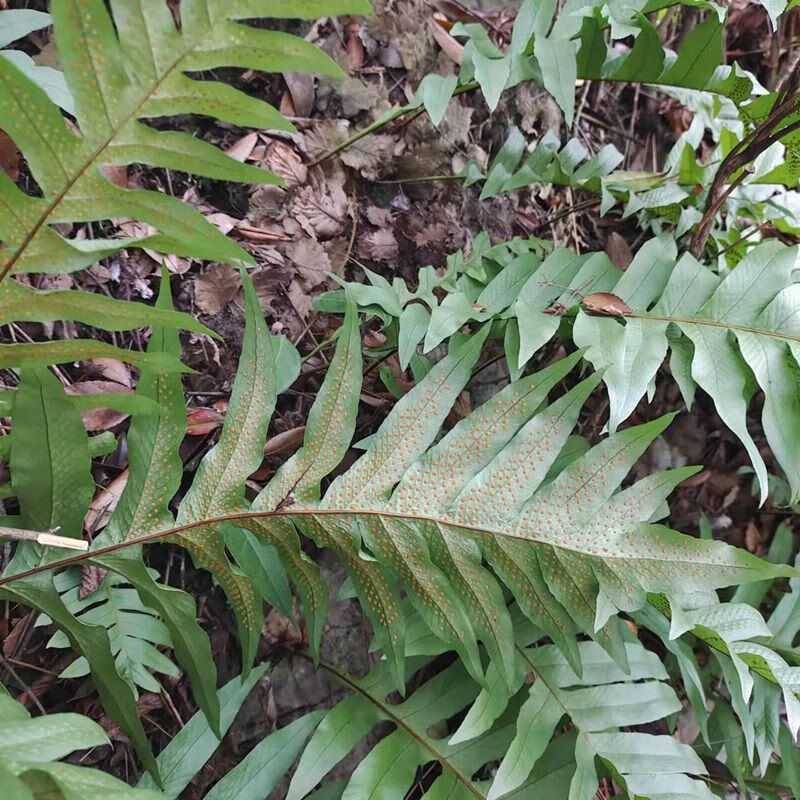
[0,1,790,796]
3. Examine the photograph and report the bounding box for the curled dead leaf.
[431,13,464,64]
[581,293,634,317]
[79,566,109,600]
[85,470,129,536]
[264,141,307,187]
[225,131,259,162]
[263,426,306,458]
[291,168,348,238]
[0,129,19,180]
[287,238,333,289]
[68,380,135,431]
[186,406,226,436]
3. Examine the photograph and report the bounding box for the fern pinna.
[0,0,369,386]
[3,268,798,793]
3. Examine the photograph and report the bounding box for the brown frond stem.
[688,91,800,259]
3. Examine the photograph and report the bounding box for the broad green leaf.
[0,279,215,336]
[576,12,606,79]
[204,712,323,800]
[487,680,562,799]
[286,695,384,800]
[0,340,189,373]
[398,303,431,370]
[1,574,159,782]
[67,392,160,418]
[534,36,577,126]
[9,367,92,545]
[13,762,164,800]
[138,665,269,799]
[423,293,490,353]
[252,297,362,660]
[0,763,33,800]
[511,0,557,51]
[225,529,295,622]
[0,705,108,764]
[659,15,723,88]
[605,14,664,82]
[41,569,177,693]
[778,723,800,799]
[573,235,677,431]
[416,74,457,127]
[0,51,74,116]
[568,736,597,800]
[0,10,52,48]
[480,127,526,200]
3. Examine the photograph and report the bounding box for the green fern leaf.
[250,296,364,660]
[137,664,269,798]
[0,366,160,781]
[39,568,179,694]
[95,269,220,734]
[0,339,189,373]
[572,238,800,503]
[176,270,277,671]
[161,292,792,692]
[0,0,368,375]
[286,635,716,800]
[0,277,216,337]
[0,0,360,277]
[0,689,163,800]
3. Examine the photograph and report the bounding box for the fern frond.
[94,270,221,735]
[38,567,179,694]
[0,685,163,799]
[346,235,800,506]
[572,238,800,503]
[283,635,716,800]
[0,0,366,275]
[0,366,160,779]
[0,0,369,372]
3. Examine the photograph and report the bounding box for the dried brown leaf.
[366,206,393,227]
[0,130,19,180]
[79,566,109,600]
[85,470,128,536]
[263,426,305,458]
[287,280,313,321]
[290,168,348,238]
[287,238,332,288]
[225,131,258,162]
[186,406,226,436]
[358,229,398,262]
[605,232,633,271]
[430,14,464,64]
[195,264,241,316]
[264,141,308,187]
[340,133,397,180]
[284,72,315,117]
[582,292,634,317]
[90,359,132,387]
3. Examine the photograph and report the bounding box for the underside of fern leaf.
[0,0,370,372]
[120,281,793,695]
